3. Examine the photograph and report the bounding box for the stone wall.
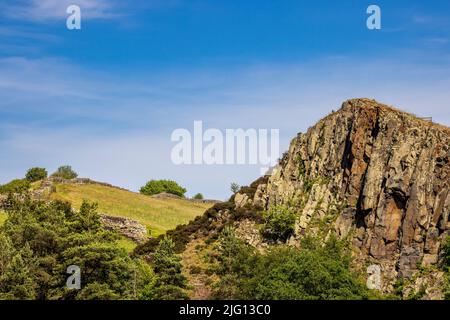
[100,214,148,243]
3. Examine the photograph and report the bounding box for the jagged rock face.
[254,99,450,293]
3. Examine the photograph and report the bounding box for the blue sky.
[1,0,450,199]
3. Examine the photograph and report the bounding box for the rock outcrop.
[138,98,450,299]
[100,214,149,243]
[250,98,450,295]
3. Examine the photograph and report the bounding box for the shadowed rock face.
[253,98,450,292]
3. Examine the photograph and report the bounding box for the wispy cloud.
[423,37,450,45]
[0,0,181,23]
[0,0,120,22]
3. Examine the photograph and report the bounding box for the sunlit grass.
[50,184,213,236]
[116,236,138,253]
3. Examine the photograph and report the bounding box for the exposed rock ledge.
[99,214,149,243]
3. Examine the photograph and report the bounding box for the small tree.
[152,236,187,299]
[0,245,36,300]
[193,193,204,200]
[213,226,255,299]
[230,182,240,194]
[51,166,78,180]
[25,167,48,182]
[140,180,186,197]
[262,205,297,242]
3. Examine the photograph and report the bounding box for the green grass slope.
[50,183,213,237]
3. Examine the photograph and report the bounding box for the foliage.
[152,236,188,299]
[25,167,48,182]
[0,179,30,194]
[296,155,306,177]
[212,226,256,299]
[193,193,204,200]
[51,165,78,180]
[442,237,450,300]
[0,196,155,300]
[140,180,186,197]
[212,231,370,300]
[442,236,450,272]
[262,205,297,241]
[230,183,240,194]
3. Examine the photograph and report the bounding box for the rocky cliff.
[137,98,450,298]
[250,98,450,295]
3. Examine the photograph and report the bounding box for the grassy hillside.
[50,183,213,236]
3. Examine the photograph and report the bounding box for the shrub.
[193,193,204,200]
[213,232,369,300]
[244,239,369,299]
[0,179,31,194]
[213,226,257,299]
[25,167,48,182]
[442,236,450,272]
[262,205,297,241]
[152,236,188,299]
[140,180,186,197]
[442,237,450,300]
[230,183,240,194]
[51,165,78,180]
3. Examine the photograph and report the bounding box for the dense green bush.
[140,180,186,197]
[443,237,450,300]
[152,236,188,299]
[25,167,48,182]
[262,205,297,241]
[51,165,78,180]
[213,230,370,300]
[442,237,450,271]
[212,226,257,299]
[193,193,204,200]
[245,240,369,299]
[0,179,30,194]
[0,196,155,300]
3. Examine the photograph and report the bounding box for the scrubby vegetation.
[151,236,188,299]
[51,165,78,180]
[443,236,450,299]
[25,167,48,182]
[262,205,297,242]
[193,193,204,200]
[0,179,30,195]
[140,180,187,197]
[230,183,240,194]
[212,228,371,300]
